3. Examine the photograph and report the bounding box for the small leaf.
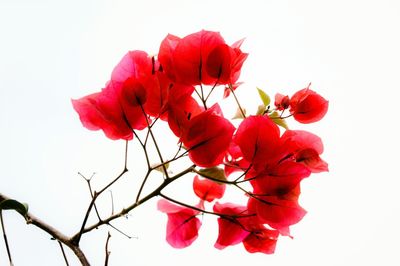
[256,104,266,116]
[198,167,227,183]
[269,111,289,129]
[232,107,246,119]
[0,199,29,218]
[152,162,170,174]
[257,87,271,107]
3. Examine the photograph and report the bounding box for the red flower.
[193,175,226,202]
[142,71,171,119]
[234,115,281,170]
[158,34,181,82]
[158,30,247,86]
[243,227,279,254]
[72,85,134,140]
[111,50,154,85]
[72,50,155,139]
[109,50,157,129]
[274,93,290,110]
[289,85,329,123]
[248,161,311,196]
[281,130,328,173]
[181,106,235,167]
[166,83,203,137]
[157,199,201,249]
[110,78,148,130]
[213,202,279,254]
[224,141,251,177]
[213,202,251,249]
[247,185,306,233]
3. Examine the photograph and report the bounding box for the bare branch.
[104,232,111,266]
[0,210,14,266]
[58,241,70,266]
[0,193,90,266]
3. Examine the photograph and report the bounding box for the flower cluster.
[73,30,328,254]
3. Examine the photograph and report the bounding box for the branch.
[74,141,129,245]
[228,83,246,118]
[0,210,13,266]
[0,193,90,266]
[58,241,70,266]
[104,232,111,266]
[73,164,196,237]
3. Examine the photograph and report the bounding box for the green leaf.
[269,111,289,129]
[0,199,29,218]
[257,87,271,107]
[197,167,227,183]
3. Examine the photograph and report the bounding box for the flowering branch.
[2,29,329,264]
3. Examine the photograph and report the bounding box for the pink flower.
[193,175,226,202]
[281,130,329,173]
[158,30,247,86]
[72,50,154,140]
[234,115,281,170]
[290,85,329,123]
[247,185,306,233]
[71,85,134,140]
[274,93,290,110]
[157,199,202,249]
[181,106,235,167]
[213,202,279,254]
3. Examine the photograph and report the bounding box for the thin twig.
[79,173,102,221]
[135,170,152,203]
[228,83,246,118]
[107,223,132,239]
[205,79,220,102]
[159,193,254,219]
[104,232,111,266]
[133,131,151,168]
[0,210,13,266]
[58,241,70,266]
[109,191,114,216]
[73,164,196,237]
[74,142,129,245]
[140,105,169,178]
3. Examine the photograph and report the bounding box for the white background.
[1,0,400,265]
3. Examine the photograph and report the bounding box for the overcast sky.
[1,0,400,265]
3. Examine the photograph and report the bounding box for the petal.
[290,87,329,123]
[247,186,307,230]
[229,47,248,84]
[243,228,279,254]
[109,81,148,130]
[234,116,280,167]
[143,72,171,118]
[193,175,226,202]
[166,83,202,137]
[111,50,153,84]
[157,199,201,249]
[182,108,235,167]
[205,44,232,83]
[281,130,328,172]
[249,161,311,195]
[213,202,250,249]
[173,30,225,85]
[72,89,133,140]
[158,34,181,81]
